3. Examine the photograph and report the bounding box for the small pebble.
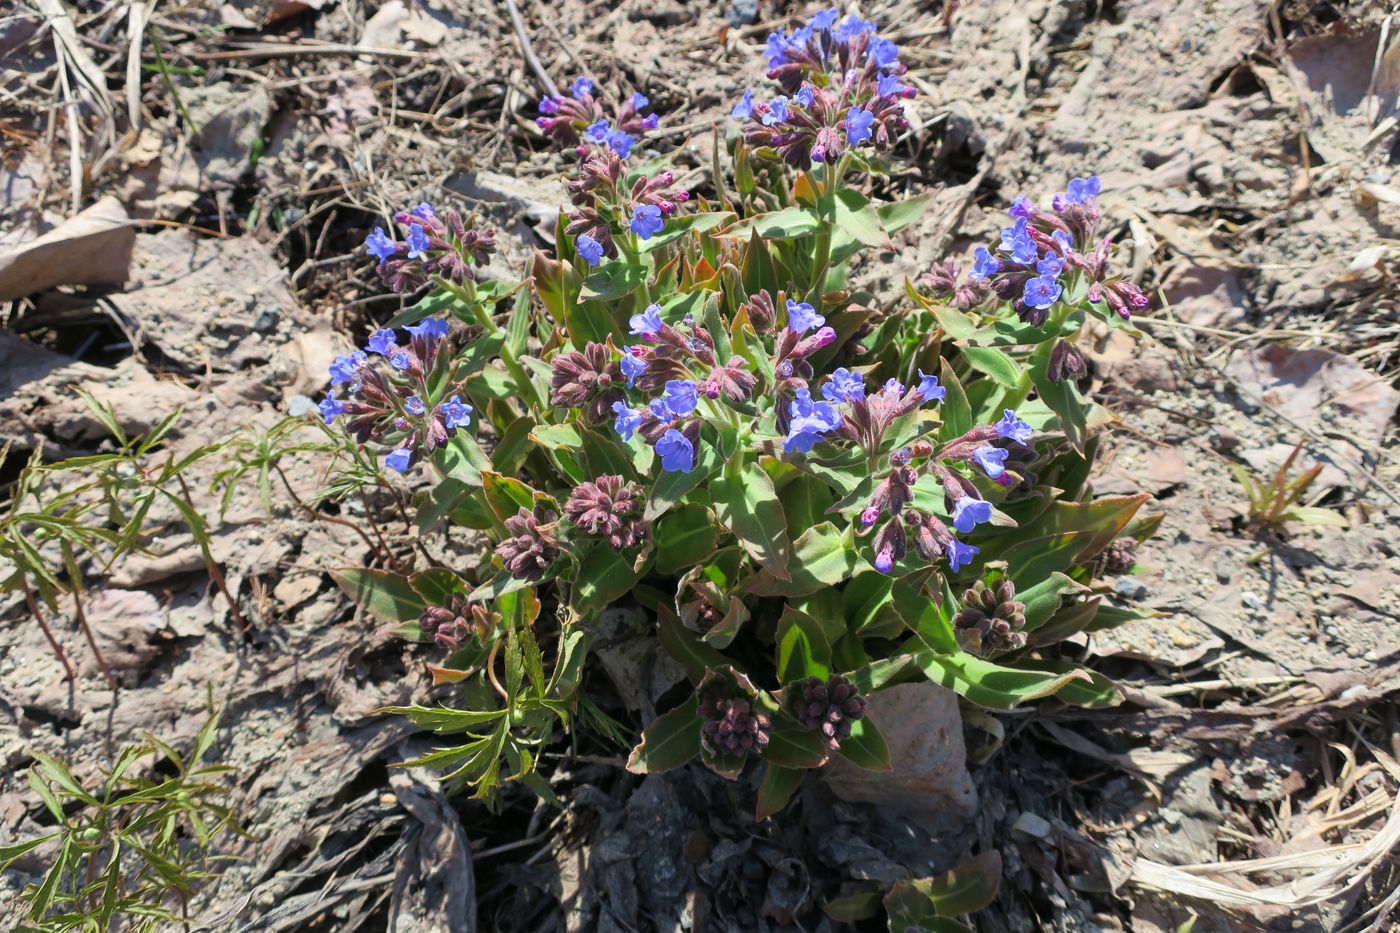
[1115,577,1147,601]
[1241,591,1262,610]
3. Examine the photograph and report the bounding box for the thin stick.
[24,577,76,683]
[502,0,558,98]
[70,586,118,690]
[273,465,397,571]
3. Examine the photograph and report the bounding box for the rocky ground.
[1,0,1398,930]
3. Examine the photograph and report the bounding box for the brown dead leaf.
[0,196,133,300]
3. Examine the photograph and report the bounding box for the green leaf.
[762,725,830,769]
[572,544,643,615]
[639,211,736,252]
[997,494,1151,582]
[529,423,582,449]
[625,696,701,774]
[481,471,537,522]
[755,764,805,821]
[777,471,835,531]
[776,605,831,681]
[1014,659,1121,707]
[837,716,892,771]
[845,653,921,695]
[834,188,889,247]
[891,576,957,654]
[331,568,424,623]
[890,851,1003,918]
[1030,341,1087,455]
[876,191,934,235]
[713,459,790,579]
[746,522,856,597]
[580,260,648,301]
[410,568,468,608]
[653,504,718,574]
[1016,572,1087,631]
[658,608,733,683]
[913,650,1102,710]
[938,359,972,441]
[720,205,822,240]
[962,345,1026,390]
[823,889,884,923]
[844,572,900,637]
[0,833,60,868]
[434,432,492,486]
[378,705,506,733]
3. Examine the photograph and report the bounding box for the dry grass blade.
[125,0,149,132]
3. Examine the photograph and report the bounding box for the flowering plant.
[324,9,1158,840]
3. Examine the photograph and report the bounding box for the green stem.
[436,276,544,413]
[806,154,849,309]
[616,233,653,311]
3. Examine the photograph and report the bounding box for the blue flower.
[999,219,1037,264]
[389,348,413,372]
[765,32,790,67]
[632,91,649,110]
[318,393,345,424]
[952,496,993,534]
[946,539,979,572]
[629,303,663,336]
[836,14,878,39]
[583,119,610,144]
[619,348,647,388]
[877,74,904,98]
[1064,175,1101,204]
[406,224,431,259]
[385,447,413,473]
[761,96,790,126]
[640,113,660,130]
[845,106,875,145]
[539,96,560,114]
[973,445,1008,479]
[916,369,946,403]
[970,245,1001,280]
[329,351,366,385]
[406,316,449,342]
[405,395,426,415]
[1052,229,1073,250]
[809,8,840,31]
[648,398,674,420]
[607,130,636,158]
[411,202,435,220]
[661,379,698,416]
[882,377,905,396]
[786,298,824,334]
[612,401,643,441]
[1036,254,1065,277]
[571,76,594,99]
[731,88,755,119]
[995,409,1034,444]
[630,203,664,240]
[1023,274,1062,310]
[795,85,815,108]
[577,234,604,267]
[784,388,843,453]
[822,367,866,403]
[366,328,396,356]
[365,227,398,262]
[1009,195,1034,219]
[869,36,900,70]
[656,429,694,472]
[439,395,473,431]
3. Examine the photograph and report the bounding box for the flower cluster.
[953,578,1027,654]
[700,694,771,758]
[791,674,866,751]
[496,505,560,582]
[318,314,473,473]
[537,78,660,158]
[363,202,496,294]
[733,9,914,168]
[419,595,497,652]
[563,474,648,551]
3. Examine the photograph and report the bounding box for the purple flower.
[810,8,840,30]
[571,76,594,99]
[916,370,945,403]
[649,398,673,420]
[999,219,1037,264]
[318,393,344,424]
[970,245,1000,280]
[995,409,1033,444]
[539,96,560,114]
[389,348,413,372]
[584,119,611,144]
[837,15,878,39]
[765,32,790,67]
[845,107,875,145]
[661,379,699,416]
[640,113,660,130]
[385,447,413,473]
[365,227,397,262]
[656,429,694,472]
[952,496,993,534]
[869,36,900,70]
[630,203,664,240]
[761,96,790,126]
[405,395,426,415]
[882,377,905,396]
[439,395,473,431]
[822,367,865,403]
[366,328,396,356]
[1053,229,1073,250]
[1064,175,1101,204]
[577,234,604,266]
[406,316,449,342]
[1023,274,1062,310]
[1036,254,1065,277]
[411,202,435,220]
[619,348,647,388]
[329,351,366,385]
[612,401,643,441]
[632,92,649,110]
[784,388,843,453]
[1009,195,1034,219]
[731,88,755,119]
[406,224,431,259]
[607,130,636,158]
[947,539,979,573]
[795,85,815,108]
[786,299,824,334]
[973,445,1008,479]
[629,303,663,336]
[877,74,904,98]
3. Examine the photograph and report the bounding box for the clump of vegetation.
[1231,440,1348,535]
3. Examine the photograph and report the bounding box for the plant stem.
[23,576,75,682]
[70,586,118,690]
[806,154,848,309]
[435,276,545,413]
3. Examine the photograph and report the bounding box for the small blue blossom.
[612,401,644,441]
[411,202,435,220]
[882,378,905,396]
[365,227,397,262]
[366,329,397,356]
[784,388,843,453]
[656,429,695,472]
[640,113,660,130]
[916,370,946,403]
[731,88,755,119]
[661,380,699,416]
[809,8,840,30]
[999,219,1037,264]
[607,130,636,158]
[952,496,993,534]
[385,447,413,473]
[877,73,904,98]
[439,395,473,431]
[995,409,1034,444]
[405,395,426,415]
[1009,195,1034,219]
[389,348,413,372]
[329,351,366,385]
[1036,254,1065,277]
[318,393,345,425]
[577,234,604,267]
[1064,175,1101,204]
[630,203,664,240]
[822,368,866,404]
[1023,274,1062,310]
[629,303,663,336]
[845,106,875,145]
[869,36,900,70]
[972,445,1008,479]
[583,119,611,144]
[765,32,790,67]
[1052,229,1073,250]
[632,92,649,110]
[795,85,815,108]
[539,96,560,114]
[619,348,647,388]
[786,299,824,334]
[761,97,790,126]
[835,14,878,39]
[946,539,979,573]
[649,398,674,421]
[970,245,1001,280]
[406,224,431,259]
[406,316,450,342]
[571,77,594,99]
